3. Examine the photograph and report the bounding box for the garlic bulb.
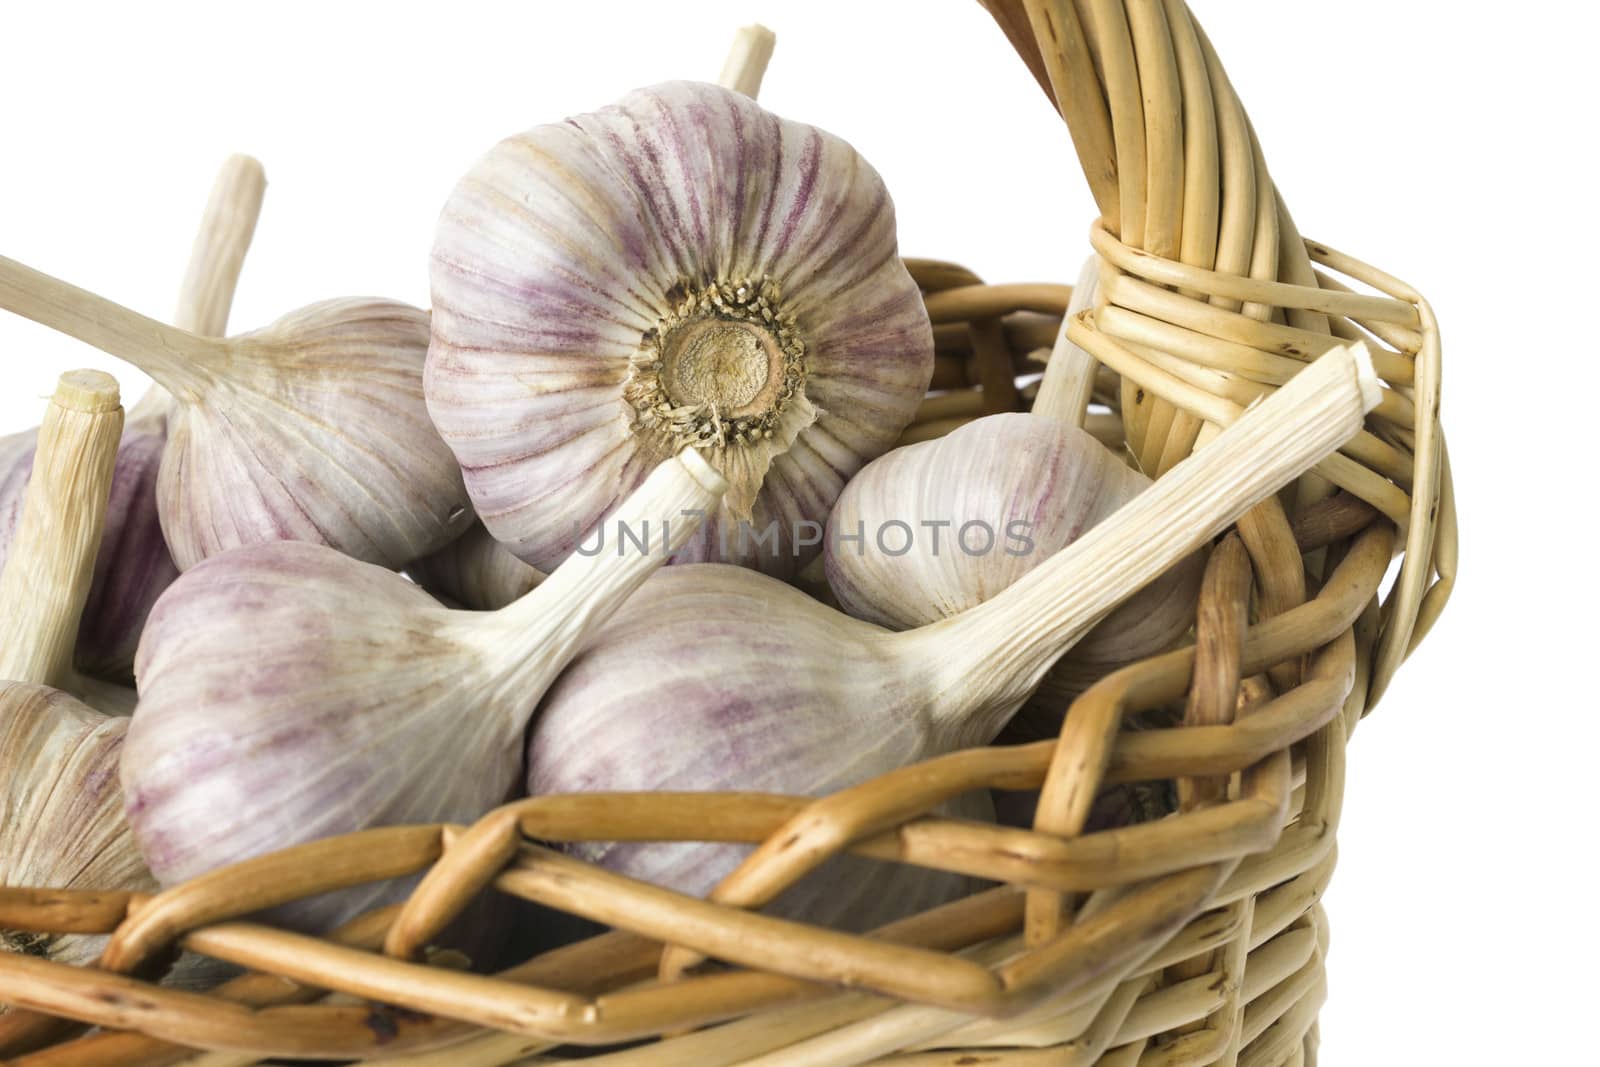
[529,565,990,930]
[824,412,1201,687]
[530,343,1377,922]
[123,450,725,932]
[427,80,933,579]
[0,256,471,571]
[0,682,146,970]
[408,521,544,611]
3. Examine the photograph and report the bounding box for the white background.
[1,2,1593,1061]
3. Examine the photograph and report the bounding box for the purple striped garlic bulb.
[427,80,934,579]
[122,450,725,933]
[0,683,146,969]
[527,565,989,932]
[824,413,1203,699]
[0,256,471,572]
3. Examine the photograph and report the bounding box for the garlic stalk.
[0,256,471,571]
[528,343,1377,915]
[128,154,267,426]
[1030,255,1102,428]
[718,24,777,97]
[0,158,263,677]
[1026,255,1203,705]
[0,370,127,708]
[122,449,726,932]
[0,414,171,687]
[0,374,150,974]
[426,80,933,579]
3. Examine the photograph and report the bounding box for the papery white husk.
[0,682,246,990]
[528,565,988,931]
[428,80,933,579]
[1,683,146,969]
[160,299,471,571]
[825,413,1202,691]
[123,543,525,934]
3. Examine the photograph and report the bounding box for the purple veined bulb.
[0,256,474,573]
[825,412,1204,726]
[426,80,934,580]
[122,451,725,937]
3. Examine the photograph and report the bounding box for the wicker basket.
[0,1,1455,1063]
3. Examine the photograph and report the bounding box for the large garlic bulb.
[123,451,724,933]
[427,80,933,578]
[527,566,987,932]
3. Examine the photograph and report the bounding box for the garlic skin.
[408,521,543,611]
[124,451,725,932]
[0,257,473,572]
[427,80,933,578]
[527,565,986,931]
[0,683,226,990]
[0,682,145,969]
[825,413,1201,693]
[0,420,176,681]
[125,543,512,931]
[158,299,470,571]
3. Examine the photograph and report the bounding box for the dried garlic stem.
[0,371,122,688]
[717,24,776,97]
[476,448,728,710]
[0,257,225,398]
[1032,255,1101,427]
[920,341,1380,746]
[129,155,266,423]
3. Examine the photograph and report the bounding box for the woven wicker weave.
[0,1,1455,1063]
